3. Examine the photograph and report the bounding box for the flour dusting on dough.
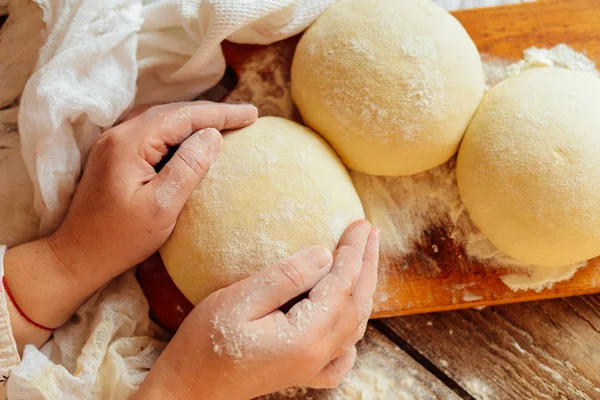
[357,44,597,294]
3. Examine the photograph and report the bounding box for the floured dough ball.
[457,68,600,267]
[160,117,365,305]
[291,0,484,176]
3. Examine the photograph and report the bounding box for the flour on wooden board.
[357,44,598,295]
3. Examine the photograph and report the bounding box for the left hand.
[4,101,258,348]
[49,101,258,289]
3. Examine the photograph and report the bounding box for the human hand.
[4,101,258,347]
[135,220,380,400]
[48,101,258,291]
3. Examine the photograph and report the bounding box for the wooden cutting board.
[137,0,600,331]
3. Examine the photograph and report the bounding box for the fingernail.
[374,228,381,241]
[305,245,333,269]
[197,128,222,162]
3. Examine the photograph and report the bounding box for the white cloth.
[19,0,335,238]
[0,0,524,398]
[8,271,169,400]
[19,0,143,236]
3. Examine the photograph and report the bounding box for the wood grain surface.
[453,0,600,64]
[379,294,600,399]
[258,326,461,400]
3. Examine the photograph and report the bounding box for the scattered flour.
[359,44,597,296]
[513,341,526,354]
[506,44,599,77]
[481,54,511,89]
[332,340,448,400]
[463,378,493,400]
[462,291,483,302]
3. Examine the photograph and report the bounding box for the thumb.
[148,128,222,212]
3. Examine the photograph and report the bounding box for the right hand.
[135,220,380,399]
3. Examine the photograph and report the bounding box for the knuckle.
[277,259,308,292]
[160,106,191,133]
[95,130,120,149]
[217,113,229,130]
[176,145,211,175]
[337,245,362,261]
[331,272,354,293]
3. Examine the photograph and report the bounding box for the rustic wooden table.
[259,296,600,399]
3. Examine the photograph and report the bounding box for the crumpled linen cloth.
[21,0,336,238]
[0,0,523,398]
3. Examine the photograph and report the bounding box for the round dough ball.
[160,117,365,305]
[457,68,600,267]
[291,0,484,176]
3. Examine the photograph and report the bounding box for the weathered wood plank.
[258,325,460,400]
[453,0,600,64]
[380,296,600,399]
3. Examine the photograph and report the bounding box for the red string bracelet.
[2,278,53,332]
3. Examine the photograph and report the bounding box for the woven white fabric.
[8,271,169,400]
[0,0,522,398]
[18,0,143,236]
[137,0,335,105]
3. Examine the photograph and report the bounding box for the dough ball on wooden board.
[160,116,365,305]
[457,68,600,267]
[291,0,484,176]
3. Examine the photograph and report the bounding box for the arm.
[3,101,258,351]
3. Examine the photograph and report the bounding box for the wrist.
[4,236,94,329]
[137,349,235,400]
[47,225,117,293]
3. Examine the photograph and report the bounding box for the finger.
[139,102,257,158]
[145,128,222,212]
[123,100,227,123]
[307,346,357,389]
[232,246,333,321]
[331,227,380,348]
[288,221,371,331]
[353,227,380,304]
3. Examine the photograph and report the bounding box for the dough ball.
[291,0,484,176]
[160,117,365,305]
[457,68,600,267]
